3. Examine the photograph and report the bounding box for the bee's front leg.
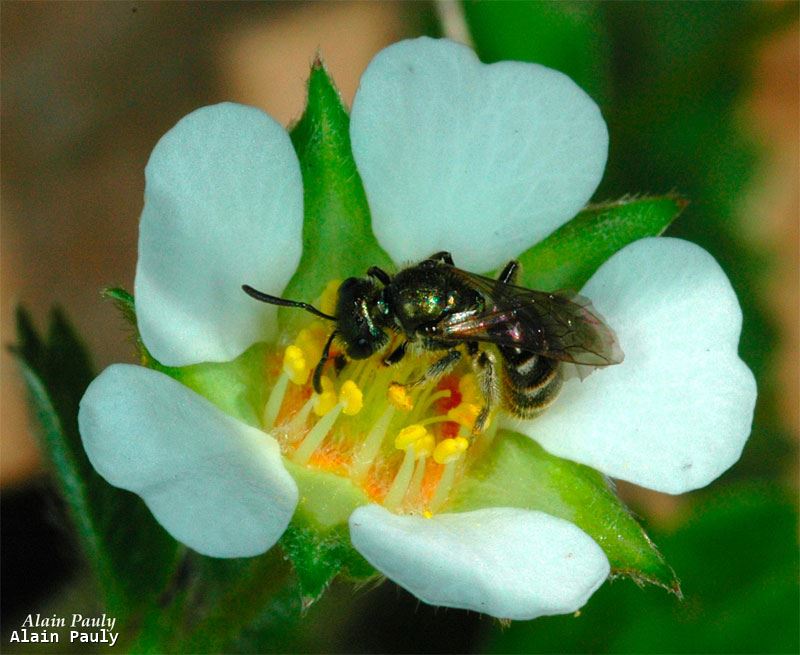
[471,346,499,434]
[382,340,409,366]
[402,348,461,389]
[312,330,339,393]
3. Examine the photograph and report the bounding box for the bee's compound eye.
[347,335,376,360]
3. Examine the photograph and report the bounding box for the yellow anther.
[319,279,341,317]
[313,376,337,416]
[458,373,482,405]
[433,437,469,464]
[387,383,414,411]
[413,433,435,459]
[423,509,433,519]
[313,391,337,416]
[283,345,310,385]
[447,402,481,429]
[295,326,325,364]
[395,424,429,451]
[339,380,363,416]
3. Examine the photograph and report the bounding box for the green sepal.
[176,551,302,654]
[282,59,392,330]
[280,463,376,606]
[515,195,687,291]
[103,286,270,428]
[12,307,182,620]
[448,430,680,594]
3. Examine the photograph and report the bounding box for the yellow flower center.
[261,286,500,516]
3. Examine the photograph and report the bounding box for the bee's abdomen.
[500,347,562,419]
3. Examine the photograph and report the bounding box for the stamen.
[263,372,289,428]
[429,436,469,511]
[458,373,481,404]
[339,380,364,416]
[283,344,310,385]
[294,404,342,465]
[418,389,452,414]
[430,461,458,512]
[406,455,429,507]
[318,279,341,317]
[384,446,416,510]
[416,415,454,428]
[313,376,337,416]
[433,436,469,464]
[285,395,315,439]
[447,402,482,431]
[295,379,363,465]
[388,383,414,411]
[395,424,430,450]
[351,406,395,481]
[295,326,326,365]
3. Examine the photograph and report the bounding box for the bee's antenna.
[241,284,337,321]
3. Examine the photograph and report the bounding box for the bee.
[243,251,623,433]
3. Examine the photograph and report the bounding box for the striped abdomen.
[499,346,562,419]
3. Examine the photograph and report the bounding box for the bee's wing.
[437,270,624,366]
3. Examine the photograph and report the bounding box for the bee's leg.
[428,251,455,266]
[367,266,392,285]
[334,353,348,375]
[312,330,339,393]
[403,349,461,389]
[472,346,499,434]
[498,260,520,285]
[383,340,409,367]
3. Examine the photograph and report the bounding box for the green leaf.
[12,307,181,620]
[282,60,392,330]
[448,430,679,592]
[463,0,609,103]
[515,195,687,291]
[280,463,375,606]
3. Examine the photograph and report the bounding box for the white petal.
[135,103,303,366]
[349,505,609,620]
[350,37,607,272]
[511,238,757,494]
[79,364,298,557]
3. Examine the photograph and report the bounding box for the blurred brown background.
[1,1,797,493]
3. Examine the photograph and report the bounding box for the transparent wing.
[435,270,624,366]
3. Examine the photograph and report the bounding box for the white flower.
[78,38,756,621]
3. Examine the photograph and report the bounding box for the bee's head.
[336,277,390,359]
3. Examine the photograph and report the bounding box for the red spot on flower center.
[435,375,462,412]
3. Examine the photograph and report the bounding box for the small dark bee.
[243,251,623,432]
